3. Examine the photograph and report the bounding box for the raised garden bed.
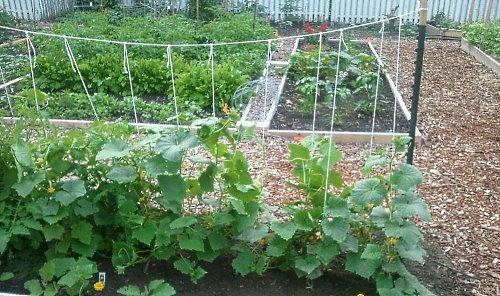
[268,38,419,144]
[426,23,462,40]
[460,38,500,75]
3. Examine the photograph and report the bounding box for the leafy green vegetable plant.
[269,135,434,296]
[0,110,433,295]
[463,21,500,60]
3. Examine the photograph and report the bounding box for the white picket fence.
[0,0,70,20]
[251,0,500,23]
[1,0,499,22]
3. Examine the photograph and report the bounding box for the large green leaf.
[390,164,423,191]
[132,221,157,245]
[169,216,197,229]
[232,250,255,276]
[0,229,10,254]
[117,285,141,296]
[149,280,176,296]
[107,166,137,184]
[158,174,186,201]
[294,210,316,231]
[349,178,388,206]
[324,197,350,218]
[96,140,131,160]
[54,179,86,206]
[155,132,199,162]
[392,192,431,221]
[288,143,310,162]
[238,224,269,243]
[396,240,427,263]
[345,252,379,279]
[12,171,45,197]
[384,220,422,245]
[319,143,342,169]
[361,244,382,260]
[322,218,349,242]
[42,224,65,241]
[71,221,93,245]
[207,231,229,251]
[316,238,339,264]
[178,231,204,252]
[266,236,289,257]
[199,164,216,192]
[12,139,33,167]
[295,255,321,275]
[270,221,297,241]
[24,279,43,296]
[146,155,180,177]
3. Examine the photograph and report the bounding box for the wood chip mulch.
[242,38,499,295]
[373,38,499,295]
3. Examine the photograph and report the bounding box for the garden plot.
[269,38,414,143]
[0,12,274,124]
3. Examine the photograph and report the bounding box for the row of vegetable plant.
[287,38,387,122]
[6,10,273,120]
[463,21,500,61]
[0,113,434,295]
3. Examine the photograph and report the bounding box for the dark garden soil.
[0,242,473,296]
[0,257,378,296]
[270,75,409,132]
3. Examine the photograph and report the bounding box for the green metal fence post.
[407,0,427,165]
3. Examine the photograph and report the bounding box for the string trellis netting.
[0,3,423,189]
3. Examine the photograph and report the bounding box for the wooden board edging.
[460,38,500,75]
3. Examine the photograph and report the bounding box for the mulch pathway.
[247,37,499,295]
[389,39,500,296]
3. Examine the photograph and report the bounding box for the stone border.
[460,38,500,75]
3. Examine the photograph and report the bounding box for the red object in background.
[318,22,329,32]
[304,22,314,34]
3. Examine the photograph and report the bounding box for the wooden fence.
[1,0,499,23]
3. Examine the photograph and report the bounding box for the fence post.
[406,0,427,165]
[484,0,493,22]
[467,0,477,23]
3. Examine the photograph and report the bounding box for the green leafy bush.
[18,11,273,115]
[288,42,383,118]
[431,12,461,29]
[463,21,500,60]
[0,114,434,295]
[0,9,14,27]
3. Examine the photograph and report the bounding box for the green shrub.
[463,21,500,60]
[0,9,14,27]
[0,117,434,296]
[21,11,273,115]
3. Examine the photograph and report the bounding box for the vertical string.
[25,33,40,115]
[322,30,343,216]
[262,40,272,121]
[369,22,386,154]
[0,66,14,117]
[123,44,139,125]
[209,44,216,117]
[64,38,99,120]
[167,45,180,127]
[392,16,403,153]
[311,32,323,133]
